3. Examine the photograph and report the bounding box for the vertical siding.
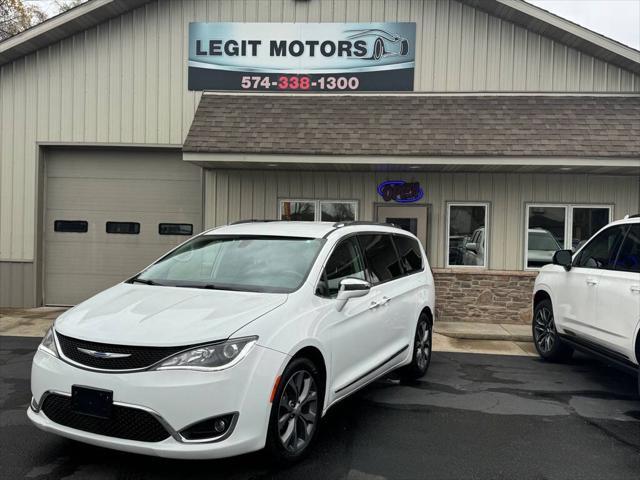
[1,0,639,263]
[204,170,640,271]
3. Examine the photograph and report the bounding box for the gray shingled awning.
[184,94,640,160]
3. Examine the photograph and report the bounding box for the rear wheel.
[400,313,432,380]
[533,298,573,362]
[265,357,323,465]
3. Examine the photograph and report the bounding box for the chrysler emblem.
[77,348,131,359]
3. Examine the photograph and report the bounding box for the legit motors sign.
[188,22,416,92]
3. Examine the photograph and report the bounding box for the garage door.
[44,149,202,305]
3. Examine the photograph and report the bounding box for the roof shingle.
[183,94,640,158]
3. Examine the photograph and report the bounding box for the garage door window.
[106,222,140,234]
[159,223,193,235]
[54,220,88,233]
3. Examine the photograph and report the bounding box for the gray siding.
[1,0,640,263]
[204,169,640,270]
[0,262,35,307]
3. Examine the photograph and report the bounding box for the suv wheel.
[266,357,323,464]
[400,313,432,380]
[533,298,573,362]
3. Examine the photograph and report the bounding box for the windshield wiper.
[130,278,160,286]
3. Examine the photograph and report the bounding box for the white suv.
[29,221,435,462]
[532,215,640,394]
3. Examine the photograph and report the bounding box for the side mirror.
[336,278,371,312]
[552,250,573,271]
[465,242,478,254]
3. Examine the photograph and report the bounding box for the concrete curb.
[435,322,533,343]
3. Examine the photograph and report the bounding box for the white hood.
[54,283,287,347]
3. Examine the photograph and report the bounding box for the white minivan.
[29,221,435,462]
[532,215,640,394]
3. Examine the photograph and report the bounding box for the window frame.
[445,202,490,269]
[279,199,359,222]
[524,203,613,271]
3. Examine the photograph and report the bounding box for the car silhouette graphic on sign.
[346,29,410,60]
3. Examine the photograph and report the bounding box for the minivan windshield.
[133,235,324,293]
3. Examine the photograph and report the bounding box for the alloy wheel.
[534,306,556,353]
[278,370,318,453]
[415,320,431,371]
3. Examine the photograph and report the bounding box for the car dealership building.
[1,0,639,324]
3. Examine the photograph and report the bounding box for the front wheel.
[400,313,432,380]
[532,298,573,362]
[265,357,323,465]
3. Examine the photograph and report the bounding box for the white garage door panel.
[46,179,202,214]
[44,149,202,305]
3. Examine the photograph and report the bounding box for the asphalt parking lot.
[1,335,638,480]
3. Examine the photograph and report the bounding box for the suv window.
[614,224,640,273]
[393,235,423,274]
[573,225,626,270]
[358,234,403,284]
[317,238,367,298]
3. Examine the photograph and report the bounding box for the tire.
[400,313,433,381]
[532,298,573,362]
[265,357,323,465]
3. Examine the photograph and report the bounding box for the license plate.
[71,385,113,419]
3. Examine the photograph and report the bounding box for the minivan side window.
[614,224,640,273]
[573,225,626,270]
[317,238,367,298]
[393,234,423,274]
[358,234,403,284]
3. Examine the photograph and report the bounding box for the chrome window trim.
[31,390,239,444]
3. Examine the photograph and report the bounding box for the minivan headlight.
[153,336,258,371]
[38,327,58,358]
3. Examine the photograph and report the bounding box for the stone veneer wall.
[433,269,538,324]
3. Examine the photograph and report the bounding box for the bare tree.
[53,0,88,13]
[0,0,48,41]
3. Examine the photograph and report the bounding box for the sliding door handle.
[631,285,640,293]
[586,278,598,286]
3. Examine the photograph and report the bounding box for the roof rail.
[624,214,640,219]
[229,219,280,225]
[332,221,400,229]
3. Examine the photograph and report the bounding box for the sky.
[26,0,640,50]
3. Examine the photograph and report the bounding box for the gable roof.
[0,0,150,65]
[460,0,640,74]
[1,0,639,73]
[183,93,640,158]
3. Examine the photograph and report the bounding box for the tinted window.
[54,220,88,233]
[358,234,402,284]
[393,235,423,274]
[574,225,626,270]
[317,238,366,297]
[614,224,640,273]
[159,223,193,235]
[106,222,140,234]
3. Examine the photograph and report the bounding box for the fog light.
[179,413,237,441]
[30,396,39,412]
[214,419,226,433]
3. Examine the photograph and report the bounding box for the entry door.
[376,205,428,249]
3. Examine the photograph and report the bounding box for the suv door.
[315,237,380,397]
[593,223,640,359]
[357,234,414,369]
[559,225,627,341]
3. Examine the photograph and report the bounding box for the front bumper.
[29,345,288,459]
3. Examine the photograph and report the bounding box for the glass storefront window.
[447,203,488,267]
[525,204,611,269]
[280,201,316,221]
[320,201,357,222]
[571,207,610,251]
[280,200,358,222]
